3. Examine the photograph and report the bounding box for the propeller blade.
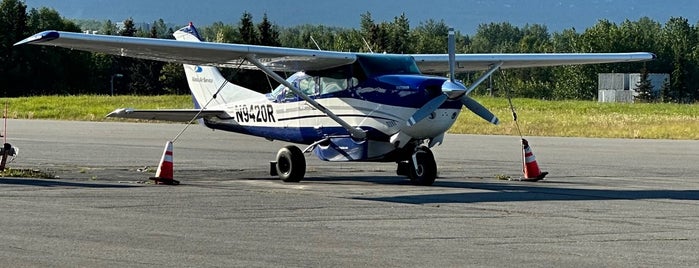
[407,94,448,126]
[460,96,499,125]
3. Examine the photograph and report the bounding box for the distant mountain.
[23,0,699,35]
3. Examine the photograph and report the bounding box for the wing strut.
[245,56,367,140]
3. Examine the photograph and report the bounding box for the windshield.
[356,54,421,77]
[270,71,308,99]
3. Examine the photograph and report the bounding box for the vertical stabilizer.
[174,23,263,108]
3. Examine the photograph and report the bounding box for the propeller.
[406,28,501,127]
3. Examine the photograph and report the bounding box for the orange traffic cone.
[150,140,180,185]
[521,139,548,182]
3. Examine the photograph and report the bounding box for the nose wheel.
[397,146,437,186]
[272,145,306,182]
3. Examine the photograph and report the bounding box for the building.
[598,73,669,103]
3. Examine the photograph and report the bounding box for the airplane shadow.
[216,173,699,204]
[0,178,140,188]
[298,174,699,204]
[302,175,413,185]
[355,179,699,204]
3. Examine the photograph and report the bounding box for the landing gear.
[397,145,437,186]
[274,145,306,182]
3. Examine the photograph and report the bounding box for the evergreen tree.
[660,79,673,102]
[101,19,117,35]
[258,13,280,46]
[119,17,137,36]
[635,65,655,102]
[159,62,187,94]
[388,13,410,53]
[239,12,258,45]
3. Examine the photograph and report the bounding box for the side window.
[320,77,348,94]
[283,87,295,100]
[298,76,318,96]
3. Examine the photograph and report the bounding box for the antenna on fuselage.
[310,35,322,50]
[361,37,374,53]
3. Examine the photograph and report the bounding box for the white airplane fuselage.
[198,71,463,162]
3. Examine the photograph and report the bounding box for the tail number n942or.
[234,104,276,123]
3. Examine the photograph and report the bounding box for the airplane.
[14,22,654,185]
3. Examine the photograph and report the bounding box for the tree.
[151,18,170,39]
[23,7,94,95]
[469,22,523,53]
[388,13,410,53]
[410,19,449,54]
[101,19,117,35]
[258,13,280,46]
[663,17,696,102]
[0,0,28,96]
[635,65,654,102]
[202,21,238,43]
[159,62,187,94]
[119,17,137,36]
[239,12,258,45]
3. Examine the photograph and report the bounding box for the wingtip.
[14,30,59,46]
[106,108,134,118]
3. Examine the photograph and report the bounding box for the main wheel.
[408,146,437,186]
[275,145,306,182]
[396,161,411,176]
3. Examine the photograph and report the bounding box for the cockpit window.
[270,65,357,102]
[356,54,421,77]
[298,76,318,95]
[307,65,354,95]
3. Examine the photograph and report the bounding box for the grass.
[1,95,699,139]
[452,97,699,140]
[0,168,55,179]
[1,95,192,121]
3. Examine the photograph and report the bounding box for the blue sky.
[24,0,699,34]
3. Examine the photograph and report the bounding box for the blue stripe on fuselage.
[203,121,390,145]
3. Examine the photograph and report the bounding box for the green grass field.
[1,95,193,121]
[2,95,699,140]
[453,97,699,139]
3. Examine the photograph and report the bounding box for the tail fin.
[173,23,263,108]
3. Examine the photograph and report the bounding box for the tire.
[408,146,437,186]
[396,161,411,176]
[275,145,306,182]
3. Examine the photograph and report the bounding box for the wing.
[15,29,654,74]
[413,52,656,73]
[14,30,356,72]
[106,108,229,122]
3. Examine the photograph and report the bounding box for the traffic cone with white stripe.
[521,139,548,182]
[150,140,179,185]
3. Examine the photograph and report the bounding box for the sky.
[23,0,699,35]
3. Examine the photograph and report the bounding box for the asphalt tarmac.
[1,119,698,267]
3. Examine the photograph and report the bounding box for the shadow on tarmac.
[299,175,699,204]
[0,178,141,188]
[359,179,699,204]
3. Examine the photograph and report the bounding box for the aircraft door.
[277,75,320,141]
[293,76,321,139]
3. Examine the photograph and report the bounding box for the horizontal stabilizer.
[106,108,228,122]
